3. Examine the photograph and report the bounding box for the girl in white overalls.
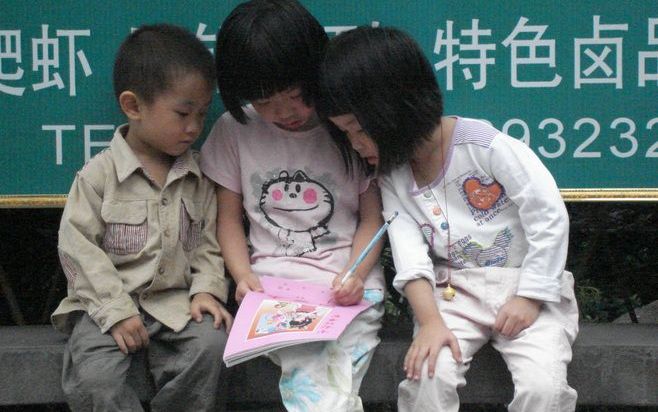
[318,26,579,412]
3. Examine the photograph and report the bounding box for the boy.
[51,24,232,412]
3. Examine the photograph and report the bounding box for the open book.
[223,276,373,367]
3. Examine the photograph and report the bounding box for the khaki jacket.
[52,125,228,334]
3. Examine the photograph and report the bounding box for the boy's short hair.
[113,23,215,104]
[215,0,328,124]
[318,26,444,175]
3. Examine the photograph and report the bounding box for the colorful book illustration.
[223,276,372,367]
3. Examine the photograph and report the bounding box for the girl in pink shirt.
[200,2,386,411]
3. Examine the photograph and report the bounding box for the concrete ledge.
[1,323,656,406]
[0,325,147,405]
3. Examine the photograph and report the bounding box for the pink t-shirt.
[200,107,384,290]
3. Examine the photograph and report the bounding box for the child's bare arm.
[403,278,462,380]
[333,182,383,305]
[494,296,542,337]
[216,186,262,303]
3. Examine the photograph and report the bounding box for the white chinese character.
[458,19,496,90]
[324,26,356,36]
[32,25,65,92]
[196,23,217,54]
[502,17,561,88]
[324,21,380,37]
[56,29,92,96]
[433,21,460,90]
[639,18,658,87]
[574,16,628,89]
[32,25,92,96]
[0,30,26,96]
[434,20,495,90]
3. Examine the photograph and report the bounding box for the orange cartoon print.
[462,177,503,211]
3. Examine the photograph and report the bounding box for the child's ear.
[118,91,142,120]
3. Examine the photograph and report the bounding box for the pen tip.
[387,211,399,223]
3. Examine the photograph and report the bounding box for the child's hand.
[110,315,149,355]
[404,321,461,381]
[331,273,365,306]
[191,292,234,332]
[494,296,542,338]
[235,273,263,304]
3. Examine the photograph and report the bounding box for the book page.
[247,299,331,339]
[223,276,372,366]
[259,276,335,305]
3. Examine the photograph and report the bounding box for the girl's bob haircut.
[215,0,328,124]
[318,26,444,175]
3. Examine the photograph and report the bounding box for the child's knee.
[67,357,123,397]
[402,348,464,393]
[514,368,574,404]
[398,352,464,412]
[189,319,228,361]
[430,347,463,386]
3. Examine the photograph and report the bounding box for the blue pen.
[341,211,399,285]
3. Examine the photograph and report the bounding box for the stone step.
[0,323,656,407]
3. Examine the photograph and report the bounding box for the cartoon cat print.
[260,170,334,256]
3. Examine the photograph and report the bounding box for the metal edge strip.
[2,189,658,208]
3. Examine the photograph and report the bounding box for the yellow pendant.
[442,284,456,301]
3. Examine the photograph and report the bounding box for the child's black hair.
[113,23,215,104]
[214,0,328,124]
[318,26,444,175]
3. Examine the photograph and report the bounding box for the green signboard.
[1,1,657,206]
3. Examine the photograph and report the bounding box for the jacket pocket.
[180,198,204,252]
[101,200,148,255]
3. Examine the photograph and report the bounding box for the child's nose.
[186,118,203,135]
[274,102,293,120]
[349,134,363,151]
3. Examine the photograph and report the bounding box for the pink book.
[223,276,372,367]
